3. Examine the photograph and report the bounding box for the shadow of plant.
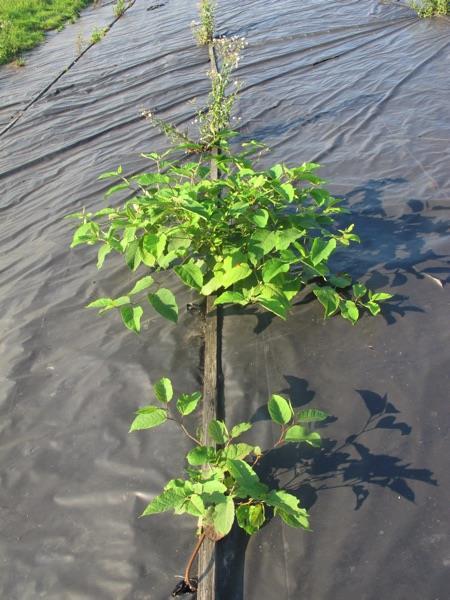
[216,379,437,600]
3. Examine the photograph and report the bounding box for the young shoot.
[131,377,326,593]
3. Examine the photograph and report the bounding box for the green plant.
[90,25,108,44]
[130,376,325,592]
[69,139,391,331]
[0,0,92,64]
[192,0,216,46]
[14,55,26,67]
[113,0,127,18]
[410,0,449,16]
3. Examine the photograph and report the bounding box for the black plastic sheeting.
[1,1,449,599]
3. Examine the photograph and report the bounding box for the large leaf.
[226,459,268,499]
[262,259,290,283]
[148,288,178,323]
[130,406,167,431]
[129,276,154,296]
[187,446,215,466]
[313,286,340,318]
[211,495,235,537]
[268,394,292,425]
[208,420,228,444]
[174,263,203,290]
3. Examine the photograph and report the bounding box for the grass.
[0,0,93,64]
[410,0,449,16]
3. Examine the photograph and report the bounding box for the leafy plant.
[192,0,216,46]
[131,377,326,592]
[69,140,391,331]
[90,25,108,44]
[410,0,449,16]
[113,0,127,18]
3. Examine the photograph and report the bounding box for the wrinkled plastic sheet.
[1,0,449,599]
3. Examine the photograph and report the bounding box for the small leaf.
[226,459,268,499]
[364,301,381,316]
[97,244,111,269]
[352,283,367,299]
[183,494,205,517]
[340,300,359,324]
[120,305,143,333]
[297,408,328,422]
[148,288,178,323]
[177,392,202,416]
[175,263,204,290]
[313,286,340,318]
[223,443,255,460]
[236,503,265,535]
[208,420,229,444]
[130,406,167,431]
[129,276,154,295]
[87,297,113,310]
[280,182,295,201]
[104,182,129,198]
[268,394,293,425]
[153,377,173,403]
[370,292,393,302]
[230,422,252,438]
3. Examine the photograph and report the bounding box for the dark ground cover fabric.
[0,1,449,598]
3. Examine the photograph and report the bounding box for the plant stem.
[184,532,206,590]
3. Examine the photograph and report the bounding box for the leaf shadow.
[216,379,437,600]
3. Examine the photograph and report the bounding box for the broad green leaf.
[187,446,215,466]
[202,480,227,494]
[153,377,173,403]
[143,233,166,260]
[262,259,290,283]
[174,263,204,290]
[221,263,252,288]
[201,273,224,296]
[236,503,265,535]
[212,495,235,536]
[257,296,289,320]
[208,420,228,444]
[268,394,293,425]
[276,508,310,529]
[120,305,143,333]
[148,288,178,323]
[329,274,352,288]
[285,425,321,447]
[133,173,170,186]
[223,443,255,460]
[215,291,246,305]
[370,292,393,302]
[251,208,269,228]
[227,459,268,499]
[340,300,359,324]
[141,488,186,516]
[352,283,367,299]
[267,490,304,516]
[130,406,167,432]
[129,276,154,296]
[310,238,336,266]
[267,164,283,179]
[230,422,252,438]
[177,392,202,416]
[71,222,99,247]
[297,408,328,422]
[183,494,205,517]
[313,286,340,318]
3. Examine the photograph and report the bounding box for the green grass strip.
[0,0,93,64]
